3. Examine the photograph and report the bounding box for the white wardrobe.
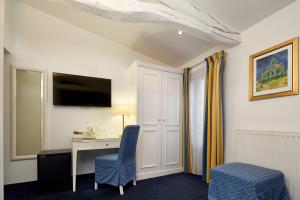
[129,61,183,180]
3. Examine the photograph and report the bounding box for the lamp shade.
[113,104,134,116]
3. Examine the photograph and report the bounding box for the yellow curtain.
[205,51,226,183]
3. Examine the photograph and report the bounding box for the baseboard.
[4,173,94,187]
[5,169,183,187]
[137,168,183,180]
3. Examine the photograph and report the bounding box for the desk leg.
[72,145,77,192]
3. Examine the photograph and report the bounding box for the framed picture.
[249,37,299,101]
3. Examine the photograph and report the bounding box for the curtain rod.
[189,59,206,69]
[189,49,226,69]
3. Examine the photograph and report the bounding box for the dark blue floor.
[5,173,208,200]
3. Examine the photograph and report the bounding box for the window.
[189,64,206,175]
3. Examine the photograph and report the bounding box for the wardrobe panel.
[137,67,162,174]
[161,72,182,170]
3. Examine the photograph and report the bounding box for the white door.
[137,67,162,174]
[161,72,182,170]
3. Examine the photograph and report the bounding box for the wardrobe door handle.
[158,119,161,122]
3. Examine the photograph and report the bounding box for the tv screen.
[53,73,111,107]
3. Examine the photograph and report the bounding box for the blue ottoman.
[208,162,289,200]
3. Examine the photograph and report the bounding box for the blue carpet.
[5,173,208,200]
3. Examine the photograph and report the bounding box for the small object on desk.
[37,149,72,195]
[72,131,96,139]
[86,126,95,135]
[73,131,82,135]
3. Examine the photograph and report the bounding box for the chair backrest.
[118,125,140,163]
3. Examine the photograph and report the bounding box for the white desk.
[72,136,121,192]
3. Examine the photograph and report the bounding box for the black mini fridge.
[37,149,72,194]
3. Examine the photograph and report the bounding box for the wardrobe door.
[161,72,182,170]
[137,67,162,174]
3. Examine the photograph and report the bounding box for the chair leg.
[133,179,136,186]
[95,182,98,190]
[119,185,124,195]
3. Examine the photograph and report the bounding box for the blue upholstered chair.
[94,125,140,195]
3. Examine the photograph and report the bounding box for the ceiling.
[186,0,295,32]
[19,0,295,67]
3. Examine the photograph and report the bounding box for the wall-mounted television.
[53,73,111,107]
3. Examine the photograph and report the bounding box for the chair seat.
[95,153,119,168]
[96,153,118,161]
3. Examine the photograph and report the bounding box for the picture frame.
[249,37,299,101]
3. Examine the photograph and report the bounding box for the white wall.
[179,45,225,69]
[224,0,300,162]
[4,0,163,184]
[4,0,12,51]
[0,0,4,197]
[182,0,300,164]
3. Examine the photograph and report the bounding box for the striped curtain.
[202,51,226,183]
[183,68,193,173]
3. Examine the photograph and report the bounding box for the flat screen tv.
[53,72,111,107]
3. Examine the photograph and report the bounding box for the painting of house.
[256,49,288,92]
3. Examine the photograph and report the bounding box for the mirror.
[11,66,47,160]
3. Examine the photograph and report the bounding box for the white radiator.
[236,130,300,200]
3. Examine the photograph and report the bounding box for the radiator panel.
[236,130,300,200]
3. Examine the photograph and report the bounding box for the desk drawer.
[76,141,94,150]
[94,140,120,149]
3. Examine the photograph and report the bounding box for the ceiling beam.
[49,0,241,45]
